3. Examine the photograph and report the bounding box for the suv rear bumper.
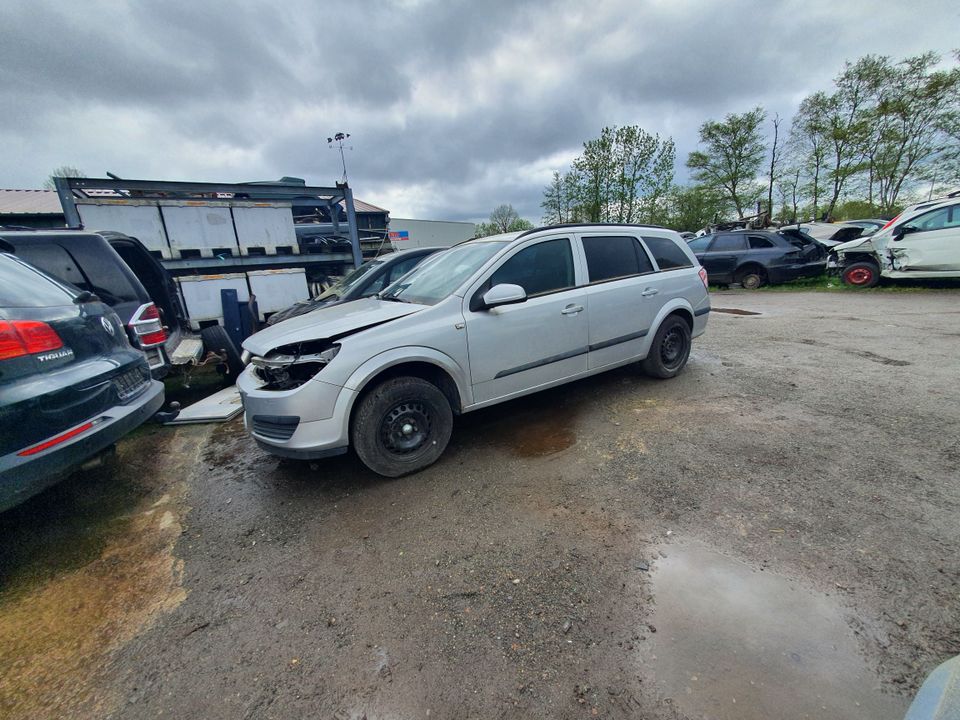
[0,380,165,512]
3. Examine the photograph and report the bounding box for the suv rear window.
[63,242,141,305]
[0,254,76,308]
[582,236,653,282]
[641,236,694,270]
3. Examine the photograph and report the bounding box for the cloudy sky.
[1,0,957,222]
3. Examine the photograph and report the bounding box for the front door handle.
[561,304,584,315]
[641,288,659,297]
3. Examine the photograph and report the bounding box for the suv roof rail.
[516,222,668,240]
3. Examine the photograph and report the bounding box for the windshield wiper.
[380,295,410,303]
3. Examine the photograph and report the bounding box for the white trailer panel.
[176,273,249,329]
[161,202,239,258]
[247,268,309,320]
[76,200,171,258]
[388,218,474,250]
[233,203,299,256]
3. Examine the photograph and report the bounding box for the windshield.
[381,241,507,305]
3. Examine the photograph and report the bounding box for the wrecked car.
[686,229,827,289]
[238,225,710,477]
[830,195,960,287]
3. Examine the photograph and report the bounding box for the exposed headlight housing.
[251,342,340,390]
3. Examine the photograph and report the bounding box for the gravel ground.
[1,289,958,719]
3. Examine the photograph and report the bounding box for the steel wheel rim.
[380,401,432,455]
[661,328,686,367]
[847,267,873,285]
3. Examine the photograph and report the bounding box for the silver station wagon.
[238,225,710,476]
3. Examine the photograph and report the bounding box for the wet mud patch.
[459,389,581,457]
[0,425,208,719]
[647,545,908,720]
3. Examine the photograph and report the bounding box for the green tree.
[686,107,766,218]
[540,170,581,224]
[475,204,534,237]
[545,125,675,224]
[43,165,85,190]
[659,184,728,232]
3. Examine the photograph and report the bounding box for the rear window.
[12,243,87,288]
[582,236,653,282]
[748,235,775,249]
[64,242,141,305]
[641,235,694,270]
[0,254,77,308]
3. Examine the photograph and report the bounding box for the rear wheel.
[736,266,766,290]
[841,261,879,288]
[641,316,691,379]
[200,325,244,378]
[352,376,453,477]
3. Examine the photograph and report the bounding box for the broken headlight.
[252,342,340,390]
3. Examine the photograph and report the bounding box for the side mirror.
[893,224,917,241]
[481,283,527,309]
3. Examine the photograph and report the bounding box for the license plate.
[114,367,148,401]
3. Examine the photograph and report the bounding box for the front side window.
[642,236,694,270]
[687,236,712,253]
[582,236,653,282]
[490,238,575,296]
[909,205,960,233]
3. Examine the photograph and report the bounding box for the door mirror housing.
[893,224,918,241]
[481,283,527,309]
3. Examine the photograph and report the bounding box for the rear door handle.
[561,304,584,315]
[641,288,659,297]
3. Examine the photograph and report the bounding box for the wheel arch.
[344,348,468,420]
[734,262,768,281]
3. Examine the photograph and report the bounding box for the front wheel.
[352,377,453,477]
[841,261,879,288]
[641,316,692,379]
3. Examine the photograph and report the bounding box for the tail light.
[698,267,709,289]
[129,303,167,347]
[880,214,901,232]
[0,320,64,360]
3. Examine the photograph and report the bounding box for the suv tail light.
[0,320,65,360]
[698,267,709,289]
[129,303,167,347]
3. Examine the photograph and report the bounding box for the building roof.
[0,189,64,215]
[0,188,389,216]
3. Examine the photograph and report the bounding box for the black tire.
[641,316,692,379]
[351,376,453,477]
[841,261,880,288]
[736,266,766,290]
[200,325,245,378]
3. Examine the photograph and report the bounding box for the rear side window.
[582,236,653,282]
[62,242,141,305]
[642,235,694,270]
[748,235,775,249]
[709,234,747,251]
[0,254,76,307]
[491,238,574,296]
[11,244,87,288]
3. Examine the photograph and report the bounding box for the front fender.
[343,346,472,405]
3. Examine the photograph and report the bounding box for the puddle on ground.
[0,425,204,719]
[713,307,762,316]
[648,545,907,720]
[467,391,580,457]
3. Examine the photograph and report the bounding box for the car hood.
[243,296,424,355]
[833,236,875,253]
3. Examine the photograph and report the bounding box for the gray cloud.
[1,0,957,222]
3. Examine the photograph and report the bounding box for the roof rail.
[516,222,668,240]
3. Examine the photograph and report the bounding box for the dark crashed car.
[687,229,827,289]
[267,247,443,325]
[0,250,164,511]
